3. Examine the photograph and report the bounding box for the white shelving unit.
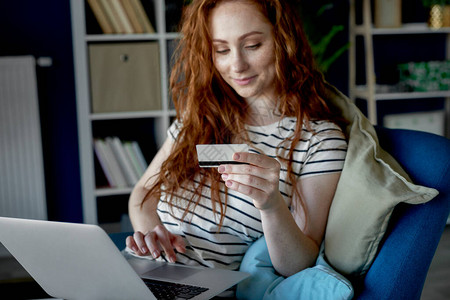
[70,0,178,224]
[349,0,450,135]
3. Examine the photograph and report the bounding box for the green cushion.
[323,84,438,276]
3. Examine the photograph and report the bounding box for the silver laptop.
[0,217,249,300]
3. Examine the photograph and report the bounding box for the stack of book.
[94,137,148,188]
[87,0,155,34]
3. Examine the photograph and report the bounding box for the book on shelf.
[129,0,155,33]
[98,0,122,33]
[86,0,114,34]
[110,0,135,34]
[123,141,145,176]
[107,136,139,186]
[131,141,148,174]
[121,0,144,33]
[93,139,116,186]
[94,137,148,189]
[87,0,155,34]
[94,138,128,187]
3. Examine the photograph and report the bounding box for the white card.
[196,144,249,167]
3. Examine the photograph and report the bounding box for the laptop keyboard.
[142,278,209,300]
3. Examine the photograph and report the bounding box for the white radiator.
[0,56,47,220]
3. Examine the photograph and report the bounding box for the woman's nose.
[231,51,249,73]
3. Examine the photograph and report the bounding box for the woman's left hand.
[218,152,283,211]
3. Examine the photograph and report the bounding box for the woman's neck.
[244,97,281,126]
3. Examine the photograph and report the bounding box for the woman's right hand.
[126,225,186,263]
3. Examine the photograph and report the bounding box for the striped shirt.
[157,118,347,270]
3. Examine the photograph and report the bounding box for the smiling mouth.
[233,76,256,86]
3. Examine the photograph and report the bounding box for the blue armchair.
[352,127,450,299]
[110,127,450,299]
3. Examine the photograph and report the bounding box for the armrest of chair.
[354,128,450,300]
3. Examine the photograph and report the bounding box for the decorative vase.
[428,4,444,29]
[375,0,402,28]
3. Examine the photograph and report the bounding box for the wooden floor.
[0,226,449,299]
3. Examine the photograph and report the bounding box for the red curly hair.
[143,0,340,228]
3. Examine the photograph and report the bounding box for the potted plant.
[422,0,450,5]
[295,1,349,74]
[422,0,450,28]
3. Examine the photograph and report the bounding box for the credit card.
[196,144,249,167]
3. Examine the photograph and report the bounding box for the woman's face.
[209,1,277,102]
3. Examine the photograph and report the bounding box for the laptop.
[0,217,250,300]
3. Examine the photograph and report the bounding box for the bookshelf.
[70,0,180,224]
[349,0,450,136]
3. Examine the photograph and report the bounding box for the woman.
[126,0,347,278]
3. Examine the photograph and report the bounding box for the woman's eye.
[246,43,261,50]
[216,49,229,54]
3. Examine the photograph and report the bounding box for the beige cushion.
[323,84,438,276]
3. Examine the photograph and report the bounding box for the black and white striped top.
[157,118,347,270]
